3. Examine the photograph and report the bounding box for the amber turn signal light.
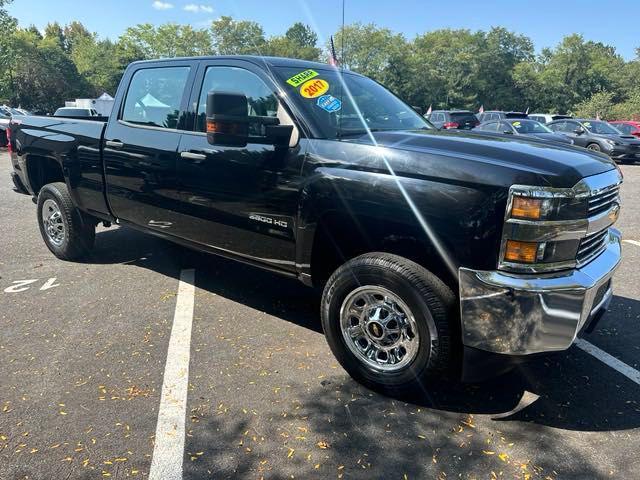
[511,197,542,220]
[504,240,539,263]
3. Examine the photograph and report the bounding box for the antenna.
[341,0,345,67]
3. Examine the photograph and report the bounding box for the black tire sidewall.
[37,186,73,257]
[37,183,94,259]
[322,260,446,392]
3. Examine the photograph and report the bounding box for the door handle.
[180,151,207,161]
[106,140,124,149]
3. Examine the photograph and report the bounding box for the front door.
[175,61,306,273]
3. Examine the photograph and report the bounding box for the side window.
[499,121,513,133]
[433,113,444,122]
[196,66,279,135]
[617,124,631,134]
[482,122,498,132]
[549,121,564,132]
[122,66,190,129]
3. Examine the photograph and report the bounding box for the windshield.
[581,120,621,135]
[275,67,432,139]
[510,119,553,133]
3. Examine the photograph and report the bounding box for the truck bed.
[11,115,112,219]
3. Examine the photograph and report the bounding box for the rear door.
[103,61,197,230]
[175,59,306,272]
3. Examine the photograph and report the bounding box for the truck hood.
[343,129,616,188]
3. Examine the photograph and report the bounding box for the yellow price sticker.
[300,79,329,98]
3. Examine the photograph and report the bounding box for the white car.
[528,113,572,124]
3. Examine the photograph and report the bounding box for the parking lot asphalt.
[1,150,639,480]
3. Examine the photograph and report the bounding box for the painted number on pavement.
[3,278,60,293]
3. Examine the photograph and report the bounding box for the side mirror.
[503,130,514,135]
[206,91,249,147]
[206,90,293,148]
[574,127,584,135]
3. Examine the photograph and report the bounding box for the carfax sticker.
[300,79,329,98]
[286,69,318,87]
[316,94,342,112]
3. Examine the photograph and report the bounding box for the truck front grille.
[577,229,609,266]
[588,185,620,216]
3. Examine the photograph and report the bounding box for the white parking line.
[575,339,640,386]
[623,239,640,247]
[149,269,196,480]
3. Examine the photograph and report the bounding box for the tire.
[586,143,601,152]
[321,253,457,394]
[37,182,95,260]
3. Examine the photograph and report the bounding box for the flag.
[426,104,432,116]
[478,105,484,114]
[596,112,601,120]
[329,36,339,66]
[525,107,529,114]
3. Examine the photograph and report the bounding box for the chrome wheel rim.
[587,144,600,151]
[339,286,420,372]
[42,199,65,246]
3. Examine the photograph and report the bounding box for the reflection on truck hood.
[343,129,615,187]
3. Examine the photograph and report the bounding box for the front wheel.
[321,253,457,394]
[37,182,96,260]
[586,143,602,152]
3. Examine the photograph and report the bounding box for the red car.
[610,120,640,138]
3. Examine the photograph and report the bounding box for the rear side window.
[196,66,279,135]
[480,122,499,132]
[548,121,565,132]
[122,66,190,129]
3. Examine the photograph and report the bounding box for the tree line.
[1,0,638,119]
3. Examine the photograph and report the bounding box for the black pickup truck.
[9,56,623,391]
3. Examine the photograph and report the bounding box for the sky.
[7,0,640,60]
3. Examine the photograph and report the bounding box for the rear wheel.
[37,182,95,260]
[321,253,457,394]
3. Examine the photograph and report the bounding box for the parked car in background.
[610,121,640,138]
[0,111,10,147]
[528,113,573,124]
[548,118,640,163]
[477,111,528,123]
[53,107,99,118]
[426,110,479,130]
[476,118,573,145]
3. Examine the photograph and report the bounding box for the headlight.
[604,139,618,147]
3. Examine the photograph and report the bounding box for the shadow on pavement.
[86,226,640,436]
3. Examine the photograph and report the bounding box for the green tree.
[516,34,625,113]
[410,29,483,109]
[211,16,265,55]
[119,23,212,59]
[44,21,65,47]
[333,23,412,101]
[63,21,93,53]
[72,36,124,95]
[475,27,534,110]
[574,91,615,119]
[263,22,321,60]
[6,29,90,111]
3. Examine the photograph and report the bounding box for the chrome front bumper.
[459,228,621,355]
